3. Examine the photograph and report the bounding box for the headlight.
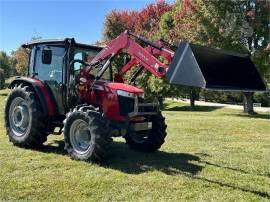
[117,90,144,98]
[117,90,136,98]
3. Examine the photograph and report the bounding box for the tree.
[0,51,11,78]
[15,47,29,75]
[103,1,172,41]
[159,0,269,113]
[103,10,137,41]
[8,51,18,76]
[0,68,4,89]
[133,0,173,39]
[240,0,270,113]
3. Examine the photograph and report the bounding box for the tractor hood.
[106,82,144,94]
[166,41,267,92]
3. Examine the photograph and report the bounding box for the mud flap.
[166,41,266,91]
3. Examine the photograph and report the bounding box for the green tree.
[0,68,4,88]
[0,51,11,78]
[159,0,269,113]
[8,50,18,76]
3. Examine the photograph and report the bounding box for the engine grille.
[118,96,157,116]
[118,95,135,116]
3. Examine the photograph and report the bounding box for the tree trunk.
[190,90,196,109]
[243,92,254,114]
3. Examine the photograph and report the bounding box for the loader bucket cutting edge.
[166,41,267,91]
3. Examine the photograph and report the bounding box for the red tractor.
[4,31,266,161]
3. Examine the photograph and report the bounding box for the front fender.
[9,77,55,117]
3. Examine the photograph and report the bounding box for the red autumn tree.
[103,10,138,41]
[134,0,173,38]
[103,0,173,41]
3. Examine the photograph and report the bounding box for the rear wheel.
[4,84,48,147]
[63,106,112,161]
[125,113,167,152]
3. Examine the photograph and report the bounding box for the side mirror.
[42,48,52,64]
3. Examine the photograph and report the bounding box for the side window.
[35,45,65,83]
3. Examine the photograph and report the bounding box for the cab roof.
[21,38,104,51]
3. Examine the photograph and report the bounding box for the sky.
[0,0,174,54]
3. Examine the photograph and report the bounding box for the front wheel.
[125,113,167,152]
[63,106,112,161]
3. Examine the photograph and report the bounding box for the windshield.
[73,48,100,70]
[72,47,112,81]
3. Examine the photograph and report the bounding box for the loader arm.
[89,31,174,78]
[118,41,174,77]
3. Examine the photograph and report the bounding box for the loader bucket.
[166,41,266,91]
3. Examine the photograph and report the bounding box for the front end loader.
[4,31,266,161]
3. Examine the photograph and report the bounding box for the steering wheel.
[69,59,90,97]
[70,59,91,68]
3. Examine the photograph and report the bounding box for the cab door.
[34,44,66,114]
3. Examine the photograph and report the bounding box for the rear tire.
[125,113,167,152]
[63,106,112,162]
[4,84,48,148]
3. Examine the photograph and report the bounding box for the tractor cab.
[21,38,103,114]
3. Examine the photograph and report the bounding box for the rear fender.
[9,77,55,117]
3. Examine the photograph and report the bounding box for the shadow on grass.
[35,140,270,199]
[104,141,202,175]
[163,104,222,112]
[231,113,270,120]
[0,93,8,97]
[37,139,203,176]
[35,140,66,155]
[186,174,270,199]
[200,160,270,178]
[104,142,270,199]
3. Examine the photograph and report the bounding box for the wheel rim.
[69,119,91,154]
[129,130,151,143]
[9,97,30,137]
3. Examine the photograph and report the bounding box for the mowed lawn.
[0,88,269,201]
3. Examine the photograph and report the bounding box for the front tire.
[4,84,48,148]
[63,106,112,161]
[125,113,167,152]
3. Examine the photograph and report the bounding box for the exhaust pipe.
[166,41,266,91]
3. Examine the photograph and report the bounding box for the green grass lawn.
[0,88,269,201]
